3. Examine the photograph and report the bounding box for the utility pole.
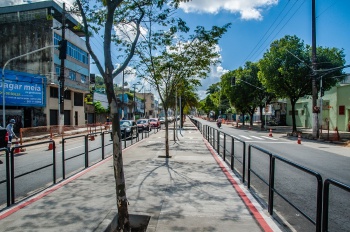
[122,70,124,119]
[58,3,67,134]
[311,0,318,138]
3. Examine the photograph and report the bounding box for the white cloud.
[197,63,228,100]
[114,22,147,43]
[179,0,278,20]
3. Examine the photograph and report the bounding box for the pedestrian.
[106,116,110,124]
[6,119,18,150]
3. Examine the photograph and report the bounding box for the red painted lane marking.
[204,139,273,232]
[0,139,145,220]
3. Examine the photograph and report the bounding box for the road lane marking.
[261,136,278,140]
[250,136,264,140]
[239,135,252,140]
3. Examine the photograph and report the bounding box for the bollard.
[269,128,273,137]
[297,133,301,144]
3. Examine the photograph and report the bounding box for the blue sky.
[175,0,350,98]
[2,0,349,99]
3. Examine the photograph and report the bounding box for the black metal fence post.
[101,132,105,160]
[62,138,66,179]
[231,137,234,171]
[268,156,275,215]
[85,135,89,168]
[52,141,56,184]
[223,134,226,161]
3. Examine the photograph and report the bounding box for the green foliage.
[94,101,109,114]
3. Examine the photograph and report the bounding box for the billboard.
[0,69,46,107]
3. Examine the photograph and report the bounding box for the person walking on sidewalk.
[6,119,18,150]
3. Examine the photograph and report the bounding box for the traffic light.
[90,74,95,84]
[320,87,324,97]
[58,39,67,60]
[231,76,236,86]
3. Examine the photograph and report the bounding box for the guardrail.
[10,140,56,205]
[0,147,10,207]
[190,117,349,232]
[201,124,246,183]
[248,144,323,231]
[0,125,154,210]
[322,178,350,232]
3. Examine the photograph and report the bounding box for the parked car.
[168,116,174,122]
[0,128,8,148]
[136,119,150,132]
[159,117,165,124]
[120,120,138,139]
[149,118,161,129]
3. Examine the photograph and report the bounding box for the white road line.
[238,135,252,140]
[261,136,278,140]
[250,136,264,140]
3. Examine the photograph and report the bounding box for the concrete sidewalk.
[0,119,282,231]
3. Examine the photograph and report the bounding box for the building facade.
[0,1,89,127]
[286,77,350,132]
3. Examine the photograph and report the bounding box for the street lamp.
[132,82,141,120]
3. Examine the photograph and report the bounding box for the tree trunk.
[259,104,264,129]
[111,108,130,232]
[291,100,297,133]
[164,111,170,157]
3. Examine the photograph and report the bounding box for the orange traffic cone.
[297,133,301,144]
[89,135,95,141]
[14,139,20,154]
[269,128,273,137]
[48,139,54,150]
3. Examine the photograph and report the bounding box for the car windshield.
[137,120,147,124]
[149,119,156,122]
[120,121,131,126]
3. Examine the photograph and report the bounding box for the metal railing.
[248,144,323,231]
[322,178,350,232]
[194,122,246,183]
[10,140,56,204]
[0,125,154,210]
[190,117,349,232]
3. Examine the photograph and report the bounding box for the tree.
[258,35,345,132]
[74,1,188,231]
[178,84,199,127]
[136,20,230,157]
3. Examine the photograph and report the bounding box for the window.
[64,90,71,100]
[81,74,86,83]
[74,92,84,106]
[69,71,76,81]
[54,33,89,64]
[55,65,60,76]
[289,110,298,115]
[50,87,58,98]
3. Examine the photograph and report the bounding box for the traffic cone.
[297,133,301,144]
[14,139,20,154]
[89,134,95,141]
[269,128,273,137]
[48,139,54,150]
